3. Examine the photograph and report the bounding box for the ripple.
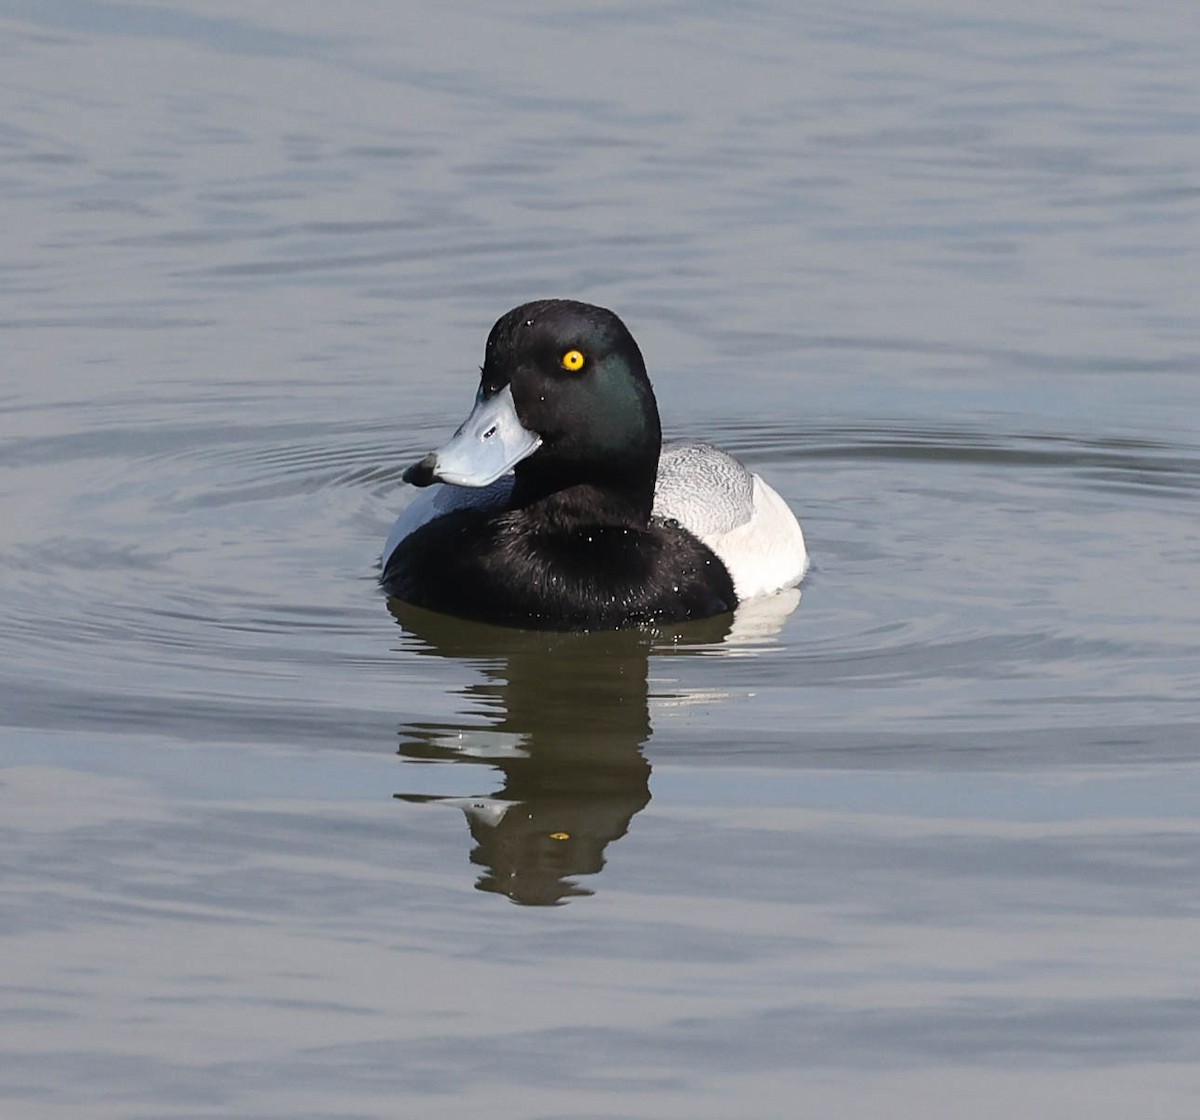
[693,421,1200,499]
[3,396,1198,757]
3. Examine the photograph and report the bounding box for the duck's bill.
[403,384,542,488]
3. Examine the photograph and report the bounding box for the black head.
[480,300,662,515]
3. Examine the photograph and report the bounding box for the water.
[2,1,1199,1116]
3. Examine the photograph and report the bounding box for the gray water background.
[2,1,1199,1116]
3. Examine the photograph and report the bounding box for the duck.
[381,300,807,631]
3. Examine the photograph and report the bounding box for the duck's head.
[404,300,662,514]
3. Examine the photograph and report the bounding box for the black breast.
[381,508,737,631]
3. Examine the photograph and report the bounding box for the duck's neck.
[511,458,657,527]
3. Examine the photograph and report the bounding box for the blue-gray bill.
[403,384,542,488]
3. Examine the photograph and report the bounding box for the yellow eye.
[560,349,585,372]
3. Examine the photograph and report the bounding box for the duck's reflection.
[388,591,800,905]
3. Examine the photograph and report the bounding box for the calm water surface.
[2,2,1199,1117]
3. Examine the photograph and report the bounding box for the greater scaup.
[382,300,807,630]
